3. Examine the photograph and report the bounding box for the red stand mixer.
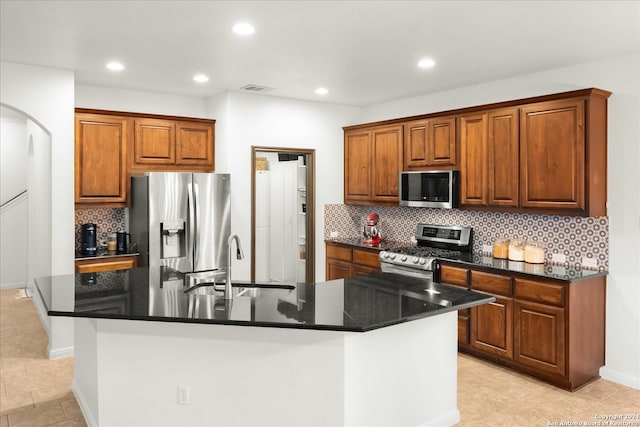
[362,213,382,245]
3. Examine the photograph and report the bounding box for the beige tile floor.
[1,288,638,426]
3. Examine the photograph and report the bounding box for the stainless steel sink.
[184,281,295,295]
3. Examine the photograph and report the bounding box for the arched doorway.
[0,104,52,292]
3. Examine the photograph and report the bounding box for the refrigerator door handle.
[187,182,196,266]
[193,182,201,266]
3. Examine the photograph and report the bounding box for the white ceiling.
[1,1,638,106]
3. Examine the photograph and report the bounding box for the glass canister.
[493,238,509,259]
[508,239,526,261]
[524,240,545,264]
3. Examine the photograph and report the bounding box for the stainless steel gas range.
[379,224,473,281]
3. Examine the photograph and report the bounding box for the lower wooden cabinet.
[514,299,565,376]
[75,255,139,274]
[437,261,605,391]
[325,241,381,280]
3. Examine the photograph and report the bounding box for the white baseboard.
[49,345,74,360]
[72,379,96,427]
[423,409,460,426]
[30,287,51,337]
[600,366,640,390]
[0,281,27,290]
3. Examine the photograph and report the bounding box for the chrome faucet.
[225,234,244,299]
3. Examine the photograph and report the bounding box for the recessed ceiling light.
[233,22,255,36]
[315,87,329,95]
[417,58,436,69]
[193,74,209,83]
[106,61,124,71]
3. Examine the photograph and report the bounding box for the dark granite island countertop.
[34,268,493,426]
[35,267,494,332]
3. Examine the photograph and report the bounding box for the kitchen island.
[36,268,494,427]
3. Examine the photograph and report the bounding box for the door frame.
[250,146,315,283]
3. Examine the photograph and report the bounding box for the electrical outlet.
[582,257,598,269]
[178,385,190,405]
[330,231,339,238]
[552,253,566,264]
[482,244,492,254]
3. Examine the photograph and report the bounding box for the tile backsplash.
[324,204,608,271]
[75,208,126,251]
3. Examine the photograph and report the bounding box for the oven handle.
[380,262,435,281]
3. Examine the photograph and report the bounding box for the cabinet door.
[75,114,128,204]
[488,108,519,207]
[471,295,513,359]
[133,118,176,166]
[353,264,380,277]
[520,99,585,211]
[176,121,214,168]
[404,119,429,169]
[514,300,565,376]
[460,113,488,206]
[371,125,403,203]
[344,129,372,203]
[428,116,457,167]
[326,258,353,280]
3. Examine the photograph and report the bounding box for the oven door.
[380,262,434,282]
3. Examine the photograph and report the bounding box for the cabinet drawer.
[76,258,136,274]
[514,278,565,307]
[440,264,469,287]
[353,249,380,268]
[471,271,512,296]
[326,244,352,262]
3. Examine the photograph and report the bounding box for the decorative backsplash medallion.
[75,208,126,251]
[324,204,608,271]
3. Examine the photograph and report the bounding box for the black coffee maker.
[81,223,97,256]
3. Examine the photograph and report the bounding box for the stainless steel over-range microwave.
[399,170,460,209]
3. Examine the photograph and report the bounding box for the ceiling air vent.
[239,84,273,92]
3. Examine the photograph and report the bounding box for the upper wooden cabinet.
[131,118,214,171]
[344,124,403,205]
[460,108,520,208]
[488,108,519,207]
[75,109,216,206]
[133,118,176,166]
[344,88,610,215]
[404,116,457,170]
[75,113,128,206]
[460,113,488,206]
[458,89,609,216]
[519,99,585,211]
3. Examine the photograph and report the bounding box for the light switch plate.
[552,253,566,263]
[581,257,598,269]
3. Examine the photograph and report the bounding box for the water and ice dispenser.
[161,219,186,259]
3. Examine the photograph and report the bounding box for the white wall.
[0,62,74,278]
[0,112,28,288]
[27,121,53,285]
[0,112,28,204]
[75,85,208,118]
[361,53,640,389]
[207,91,361,281]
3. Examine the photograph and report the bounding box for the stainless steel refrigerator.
[130,173,231,275]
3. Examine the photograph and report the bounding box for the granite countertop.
[35,268,494,332]
[75,250,140,261]
[441,254,607,282]
[325,237,409,251]
[327,239,607,282]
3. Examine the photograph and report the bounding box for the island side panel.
[73,318,347,426]
[344,311,460,427]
